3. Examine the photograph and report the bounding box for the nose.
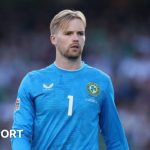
[72,33,79,41]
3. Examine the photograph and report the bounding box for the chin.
[64,50,82,59]
[68,56,80,60]
[66,54,81,60]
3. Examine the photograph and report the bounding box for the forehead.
[60,19,85,32]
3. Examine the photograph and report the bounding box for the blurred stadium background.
[0,0,150,149]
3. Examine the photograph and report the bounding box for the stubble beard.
[60,47,82,60]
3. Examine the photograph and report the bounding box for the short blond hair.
[50,9,86,35]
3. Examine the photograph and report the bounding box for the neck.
[55,57,82,71]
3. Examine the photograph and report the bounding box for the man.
[11,9,129,150]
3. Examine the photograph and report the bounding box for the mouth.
[70,44,80,49]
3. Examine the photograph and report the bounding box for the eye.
[64,31,73,35]
[78,31,85,36]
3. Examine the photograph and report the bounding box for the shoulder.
[18,65,54,92]
[85,64,111,82]
[25,64,54,79]
[20,64,54,85]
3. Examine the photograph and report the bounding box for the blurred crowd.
[0,1,150,149]
[86,17,150,150]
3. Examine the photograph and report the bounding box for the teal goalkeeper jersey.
[12,63,129,150]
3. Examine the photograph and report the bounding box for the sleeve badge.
[14,98,20,112]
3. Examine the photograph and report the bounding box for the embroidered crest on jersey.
[87,82,100,96]
[15,98,20,112]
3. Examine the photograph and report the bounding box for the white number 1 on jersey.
[67,95,74,116]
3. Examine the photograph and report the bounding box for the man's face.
[51,19,85,60]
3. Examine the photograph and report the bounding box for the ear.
[50,34,56,45]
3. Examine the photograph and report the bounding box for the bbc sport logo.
[0,129,23,138]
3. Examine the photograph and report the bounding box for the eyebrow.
[63,31,85,34]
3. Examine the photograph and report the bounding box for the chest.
[32,76,103,118]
